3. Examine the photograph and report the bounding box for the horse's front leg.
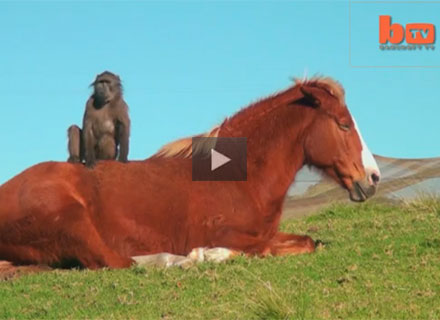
[266,232,315,256]
[186,218,314,259]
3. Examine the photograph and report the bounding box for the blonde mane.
[152,76,344,159]
[152,126,220,159]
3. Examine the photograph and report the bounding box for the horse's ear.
[299,86,321,108]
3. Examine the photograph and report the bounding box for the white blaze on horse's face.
[352,117,381,185]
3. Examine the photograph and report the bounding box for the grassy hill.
[1,197,439,319]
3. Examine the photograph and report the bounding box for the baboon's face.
[93,72,121,107]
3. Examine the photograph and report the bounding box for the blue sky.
[0,0,439,183]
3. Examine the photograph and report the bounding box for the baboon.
[67,71,130,168]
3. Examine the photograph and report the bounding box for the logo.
[379,15,436,50]
[192,137,247,181]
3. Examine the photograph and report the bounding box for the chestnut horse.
[0,77,380,270]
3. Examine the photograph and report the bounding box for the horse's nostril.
[371,172,380,185]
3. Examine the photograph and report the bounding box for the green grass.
[1,198,440,319]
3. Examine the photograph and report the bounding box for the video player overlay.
[192,137,247,181]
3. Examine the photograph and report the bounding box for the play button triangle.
[211,149,231,171]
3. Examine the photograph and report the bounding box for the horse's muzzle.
[349,170,380,202]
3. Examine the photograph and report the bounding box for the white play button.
[192,137,247,181]
[211,149,231,171]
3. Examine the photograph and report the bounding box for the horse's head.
[299,78,380,202]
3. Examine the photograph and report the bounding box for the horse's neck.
[223,89,311,208]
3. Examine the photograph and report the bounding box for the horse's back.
[0,158,191,231]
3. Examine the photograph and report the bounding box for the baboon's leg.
[67,125,82,163]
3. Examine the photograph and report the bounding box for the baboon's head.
[91,71,122,108]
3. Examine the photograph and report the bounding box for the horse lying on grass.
[0,77,380,275]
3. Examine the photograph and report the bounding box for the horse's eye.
[339,123,350,131]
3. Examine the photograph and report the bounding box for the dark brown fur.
[67,71,130,168]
